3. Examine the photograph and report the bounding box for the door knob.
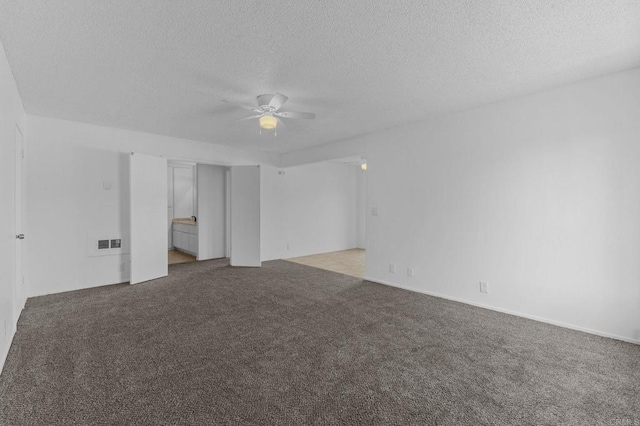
[16,234,24,239]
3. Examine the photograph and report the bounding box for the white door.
[230,166,261,267]
[167,167,174,249]
[13,124,25,321]
[197,164,226,260]
[130,152,168,284]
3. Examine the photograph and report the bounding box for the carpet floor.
[1,259,638,425]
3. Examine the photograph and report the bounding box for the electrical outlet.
[286,244,290,251]
[120,262,125,272]
[479,281,488,293]
[407,267,414,277]
[371,207,378,216]
[389,264,396,273]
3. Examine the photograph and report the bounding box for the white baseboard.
[28,280,125,298]
[0,318,18,375]
[1,298,26,375]
[364,276,640,345]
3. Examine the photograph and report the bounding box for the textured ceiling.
[0,1,639,153]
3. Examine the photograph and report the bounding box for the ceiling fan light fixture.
[224,93,314,131]
[259,115,278,130]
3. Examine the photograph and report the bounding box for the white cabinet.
[173,230,184,250]
[188,233,198,254]
[172,223,198,256]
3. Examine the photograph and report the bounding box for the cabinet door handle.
[16,234,25,239]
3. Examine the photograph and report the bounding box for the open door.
[13,124,25,321]
[230,165,261,267]
[197,164,226,260]
[130,152,168,284]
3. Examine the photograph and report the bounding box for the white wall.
[261,162,359,261]
[342,68,640,343]
[283,162,359,258]
[0,36,26,371]
[26,115,276,297]
[260,165,285,261]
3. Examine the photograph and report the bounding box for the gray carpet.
[1,259,638,425]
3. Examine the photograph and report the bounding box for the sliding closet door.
[230,165,261,267]
[130,152,168,284]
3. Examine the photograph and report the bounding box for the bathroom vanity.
[172,218,198,256]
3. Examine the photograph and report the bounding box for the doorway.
[130,154,262,284]
[167,162,197,265]
[167,162,229,266]
[282,156,367,278]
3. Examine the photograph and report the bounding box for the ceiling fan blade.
[222,99,261,113]
[232,114,262,122]
[269,93,288,110]
[276,117,288,129]
[274,110,316,120]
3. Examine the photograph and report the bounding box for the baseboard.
[29,280,127,298]
[364,276,640,345]
[0,327,16,375]
[0,302,22,375]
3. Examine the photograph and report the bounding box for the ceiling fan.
[223,93,315,131]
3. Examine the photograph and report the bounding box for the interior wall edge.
[0,33,26,377]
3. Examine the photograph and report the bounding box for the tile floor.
[286,249,365,278]
[168,250,196,265]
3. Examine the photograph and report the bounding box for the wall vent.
[88,234,129,257]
